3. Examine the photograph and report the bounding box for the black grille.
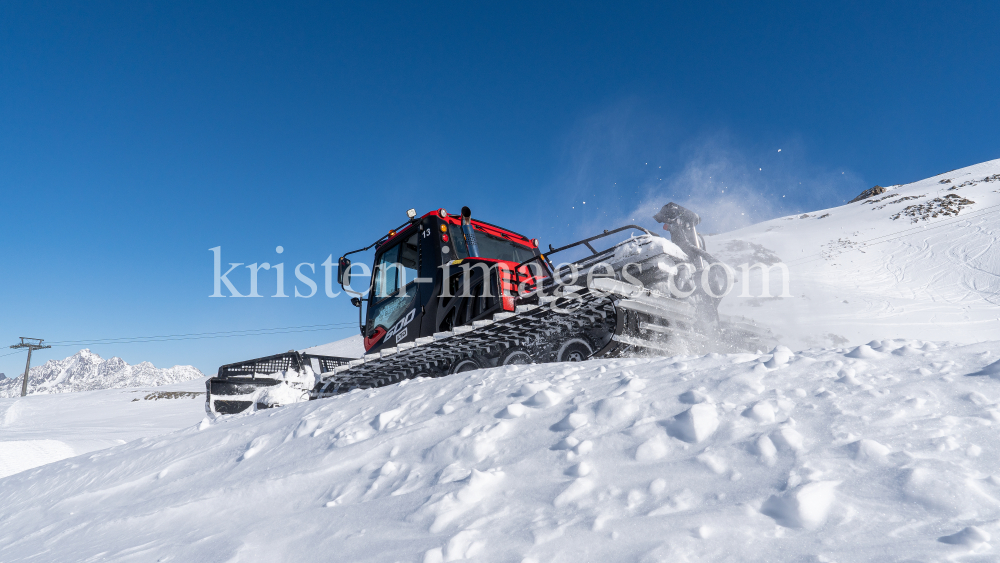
[214,400,254,414]
[216,352,356,378]
[312,356,353,373]
[218,353,301,377]
[210,377,281,396]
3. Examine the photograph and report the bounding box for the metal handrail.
[544,224,657,257]
[515,224,660,277]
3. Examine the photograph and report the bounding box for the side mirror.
[350,297,361,307]
[338,257,351,289]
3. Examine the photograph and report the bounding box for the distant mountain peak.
[0,350,203,398]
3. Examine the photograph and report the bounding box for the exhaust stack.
[460,206,481,258]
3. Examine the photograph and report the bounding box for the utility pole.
[9,337,51,397]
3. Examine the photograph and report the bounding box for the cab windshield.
[448,225,535,263]
[366,231,419,337]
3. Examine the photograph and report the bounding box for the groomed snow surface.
[3,340,1000,562]
[0,378,207,479]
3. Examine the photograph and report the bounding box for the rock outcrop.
[849,185,887,203]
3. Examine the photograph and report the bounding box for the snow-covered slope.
[0,349,203,398]
[0,377,207,478]
[300,334,365,358]
[710,158,1000,350]
[2,340,1000,562]
[2,161,998,562]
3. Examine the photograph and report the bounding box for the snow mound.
[939,526,991,546]
[3,340,1000,561]
[760,480,839,529]
[970,358,1000,377]
[0,349,203,398]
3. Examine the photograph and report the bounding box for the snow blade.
[206,351,354,416]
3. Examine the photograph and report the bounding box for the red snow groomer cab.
[344,206,548,359]
[206,204,772,415]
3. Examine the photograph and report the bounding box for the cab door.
[364,229,421,352]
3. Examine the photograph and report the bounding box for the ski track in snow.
[2,341,1000,562]
[712,158,1000,349]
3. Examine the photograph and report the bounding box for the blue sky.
[2,1,998,377]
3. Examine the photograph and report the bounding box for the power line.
[45,322,357,345]
[46,323,359,347]
[2,322,359,352]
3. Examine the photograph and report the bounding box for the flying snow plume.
[630,152,779,235]
[541,104,862,242]
[537,101,688,241]
[625,136,861,236]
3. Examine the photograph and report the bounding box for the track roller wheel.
[450,356,485,374]
[499,347,534,366]
[557,338,593,362]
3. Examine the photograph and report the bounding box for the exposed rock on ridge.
[848,185,887,203]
